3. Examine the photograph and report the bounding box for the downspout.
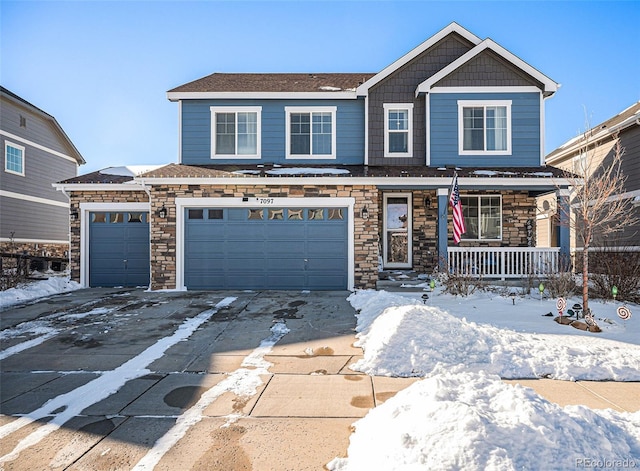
[364,95,369,166]
[540,92,546,166]
[59,187,73,274]
[139,180,153,291]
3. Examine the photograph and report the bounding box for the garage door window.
[92,213,107,223]
[268,208,284,220]
[128,212,146,223]
[328,208,344,220]
[188,209,204,220]
[248,209,264,220]
[288,209,303,220]
[309,208,324,220]
[208,209,224,220]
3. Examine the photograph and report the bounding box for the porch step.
[376,271,432,292]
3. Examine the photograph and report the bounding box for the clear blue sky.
[2,1,639,174]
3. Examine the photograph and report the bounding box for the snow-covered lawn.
[329,289,640,471]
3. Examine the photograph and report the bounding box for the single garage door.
[184,206,348,290]
[89,211,150,287]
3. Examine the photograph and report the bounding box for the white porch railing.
[447,247,561,279]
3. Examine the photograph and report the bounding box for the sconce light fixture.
[424,196,432,208]
[69,209,79,221]
[157,204,167,219]
[361,206,369,220]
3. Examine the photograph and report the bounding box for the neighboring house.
[537,101,640,253]
[1,86,85,259]
[55,22,571,291]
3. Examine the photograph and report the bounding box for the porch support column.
[437,188,449,270]
[557,188,571,270]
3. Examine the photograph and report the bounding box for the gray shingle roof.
[168,73,376,94]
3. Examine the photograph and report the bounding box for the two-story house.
[537,101,640,254]
[56,23,571,291]
[1,86,85,260]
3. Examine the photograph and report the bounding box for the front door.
[383,193,412,268]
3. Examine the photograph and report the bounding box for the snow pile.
[349,290,640,381]
[0,276,81,309]
[329,290,640,471]
[329,370,640,471]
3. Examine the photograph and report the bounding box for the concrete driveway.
[0,288,414,470]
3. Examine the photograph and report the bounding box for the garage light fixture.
[70,209,79,221]
[157,204,167,219]
[361,206,369,220]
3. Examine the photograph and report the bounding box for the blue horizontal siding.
[181,99,365,165]
[429,92,541,167]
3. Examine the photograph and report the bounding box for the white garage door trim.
[79,202,150,288]
[175,197,355,291]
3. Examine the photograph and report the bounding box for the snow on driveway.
[0,307,113,360]
[132,321,290,470]
[0,297,237,465]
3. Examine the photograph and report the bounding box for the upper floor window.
[458,100,511,155]
[210,106,261,159]
[5,142,25,176]
[384,103,413,157]
[460,195,502,240]
[285,106,336,159]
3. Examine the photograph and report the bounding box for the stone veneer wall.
[68,190,149,283]
[149,184,379,290]
[0,242,68,258]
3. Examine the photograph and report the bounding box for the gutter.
[134,175,573,190]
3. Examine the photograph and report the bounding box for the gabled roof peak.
[415,37,560,97]
[355,22,482,95]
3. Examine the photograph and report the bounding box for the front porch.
[377,247,562,290]
[447,246,561,279]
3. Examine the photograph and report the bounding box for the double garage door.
[88,206,349,290]
[184,206,348,290]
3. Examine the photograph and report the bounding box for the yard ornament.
[556,297,566,318]
[617,305,632,321]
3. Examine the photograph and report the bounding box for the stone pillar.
[437,188,449,270]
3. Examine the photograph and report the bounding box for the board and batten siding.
[429,92,541,167]
[180,99,366,165]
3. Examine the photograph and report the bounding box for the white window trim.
[382,192,413,268]
[285,106,337,160]
[383,103,414,158]
[4,141,25,176]
[210,106,262,159]
[460,194,503,241]
[457,100,512,156]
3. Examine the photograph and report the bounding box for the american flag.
[449,174,466,244]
